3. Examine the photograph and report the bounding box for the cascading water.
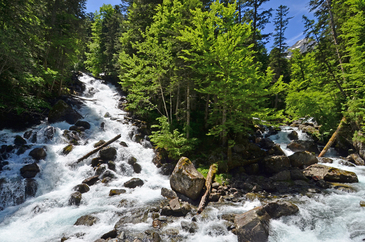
[0,73,364,242]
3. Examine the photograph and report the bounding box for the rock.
[14,135,27,146]
[347,153,365,166]
[29,147,47,161]
[181,221,198,233]
[160,201,191,217]
[127,156,137,165]
[94,140,106,148]
[62,145,73,155]
[62,130,80,145]
[74,215,99,226]
[44,126,56,141]
[161,188,177,199]
[262,155,291,175]
[152,148,169,167]
[95,164,107,176]
[69,192,82,206]
[48,100,82,124]
[234,207,270,242]
[303,164,359,183]
[263,201,299,219]
[124,178,144,188]
[318,157,333,163]
[20,163,40,178]
[131,163,142,173]
[23,130,33,140]
[91,158,104,167]
[289,151,318,168]
[170,157,205,200]
[82,175,100,186]
[119,141,128,147]
[271,170,291,181]
[109,189,126,196]
[75,120,91,129]
[287,130,298,140]
[360,201,365,207]
[69,125,85,132]
[16,145,30,155]
[287,140,320,154]
[101,229,117,240]
[99,147,117,161]
[25,179,37,198]
[267,144,286,156]
[160,163,175,176]
[73,184,90,194]
[107,161,116,171]
[290,169,307,181]
[114,208,149,230]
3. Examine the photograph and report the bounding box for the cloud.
[287,32,304,45]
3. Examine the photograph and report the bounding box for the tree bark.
[197,164,217,214]
[75,134,121,164]
[318,117,346,157]
[186,80,190,139]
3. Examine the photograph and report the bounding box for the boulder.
[29,147,47,161]
[99,147,117,161]
[14,135,27,146]
[44,126,56,141]
[101,229,117,240]
[82,175,100,186]
[62,145,73,155]
[109,189,126,196]
[170,157,205,200]
[119,141,128,147]
[94,140,106,148]
[161,188,177,199]
[303,164,358,183]
[271,170,291,181]
[262,201,299,219]
[234,207,270,242]
[75,120,91,129]
[48,100,82,124]
[69,192,82,206]
[74,215,99,226]
[289,151,318,168]
[25,179,37,198]
[287,131,298,140]
[107,161,116,171]
[181,221,198,233]
[347,153,365,166]
[73,184,90,194]
[124,178,144,188]
[287,140,320,154]
[160,200,191,217]
[20,163,40,178]
[262,155,291,175]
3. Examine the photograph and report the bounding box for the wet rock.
[101,170,116,180]
[29,147,47,161]
[287,130,298,140]
[109,189,126,196]
[44,126,56,141]
[16,145,30,155]
[289,151,318,169]
[73,184,90,193]
[347,153,365,166]
[14,135,27,146]
[160,163,175,176]
[75,120,91,130]
[99,147,117,161]
[161,188,177,199]
[256,137,275,149]
[69,125,85,132]
[360,201,365,207]
[74,215,99,226]
[25,179,37,198]
[48,100,82,124]
[303,164,359,183]
[62,130,80,145]
[124,178,144,188]
[95,164,107,176]
[119,141,128,147]
[62,144,73,155]
[329,182,357,193]
[152,148,170,168]
[262,201,299,219]
[181,221,198,233]
[91,158,104,167]
[262,155,291,175]
[101,229,117,240]
[234,207,270,242]
[152,219,162,229]
[69,192,82,206]
[267,144,286,156]
[290,169,308,181]
[287,140,320,154]
[160,200,191,217]
[82,175,100,186]
[131,163,142,173]
[107,161,116,171]
[94,140,106,148]
[23,130,33,140]
[20,163,40,178]
[271,170,291,181]
[170,157,205,200]
[318,157,333,164]
[114,208,149,231]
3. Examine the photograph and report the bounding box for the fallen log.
[75,134,121,164]
[197,164,217,214]
[318,117,346,157]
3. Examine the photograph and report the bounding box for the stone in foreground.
[170,157,205,200]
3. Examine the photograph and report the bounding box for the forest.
[1,0,365,160]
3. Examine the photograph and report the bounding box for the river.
[0,74,364,241]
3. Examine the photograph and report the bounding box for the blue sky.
[85,0,314,50]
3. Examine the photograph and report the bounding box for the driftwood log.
[318,117,346,157]
[197,164,217,214]
[75,134,121,164]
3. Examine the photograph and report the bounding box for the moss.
[62,144,73,155]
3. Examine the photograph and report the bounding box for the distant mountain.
[286,38,315,58]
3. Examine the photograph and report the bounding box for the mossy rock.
[62,145,73,155]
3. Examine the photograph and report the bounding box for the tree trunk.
[197,164,217,214]
[186,80,190,139]
[204,94,210,129]
[318,117,346,157]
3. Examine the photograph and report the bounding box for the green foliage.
[150,116,197,159]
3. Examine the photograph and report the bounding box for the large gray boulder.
[170,157,205,200]
[234,207,270,242]
[124,178,144,188]
[287,140,320,154]
[303,164,358,183]
[262,201,299,219]
[74,215,99,226]
[48,100,82,124]
[20,163,40,178]
[29,147,47,161]
[262,155,291,175]
[289,151,318,168]
[99,147,117,161]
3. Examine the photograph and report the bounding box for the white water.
[1,74,364,241]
